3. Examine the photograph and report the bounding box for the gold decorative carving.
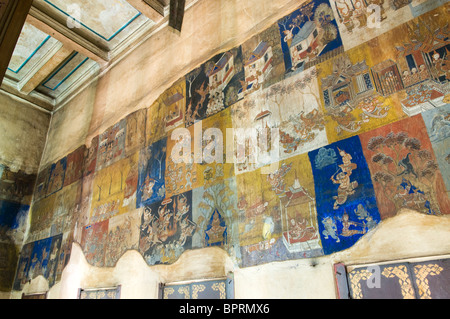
[163,287,174,299]
[178,286,190,299]
[348,269,372,299]
[382,265,415,299]
[192,284,206,299]
[413,264,443,299]
[212,282,226,299]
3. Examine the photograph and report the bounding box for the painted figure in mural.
[288,216,317,242]
[365,126,445,216]
[141,176,156,202]
[429,113,450,141]
[333,0,387,33]
[47,160,66,195]
[266,163,292,195]
[262,216,275,241]
[397,153,418,178]
[139,192,196,265]
[353,204,377,230]
[338,211,366,237]
[279,108,325,153]
[330,148,358,209]
[205,210,227,246]
[322,217,339,242]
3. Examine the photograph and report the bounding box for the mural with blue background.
[309,136,380,255]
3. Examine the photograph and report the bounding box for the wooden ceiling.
[0,0,188,113]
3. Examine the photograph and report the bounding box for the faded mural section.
[0,93,50,292]
[11,0,450,292]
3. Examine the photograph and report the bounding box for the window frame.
[334,254,450,299]
[159,273,235,299]
[77,285,122,299]
[21,291,48,299]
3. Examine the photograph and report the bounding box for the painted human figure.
[289,217,317,241]
[141,176,155,201]
[331,148,358,209]
[322,217,340,243]
[339,212,366,237]
[334,0,357,28]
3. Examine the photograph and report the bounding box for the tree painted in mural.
[195,181,238,253]
[367,131,442,216]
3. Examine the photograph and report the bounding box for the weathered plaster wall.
[0,91,50,293]
[39,79,98,168]
[0,91,50,174]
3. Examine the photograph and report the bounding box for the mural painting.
[33,164,51,202]
[46,234,63,287]
[231,66,328,174]
[0,242,18,291]
[63,146,85,188]
[90,152,139,224]
[10,0,450,291]
[45,157,67,197]
[422,104,450,191]
[105,209,141,267]
[136,137,167,208]
[83,136,99,177]
[360,115,450,219]
[146,79,186,147]
[50,181,81,237]
[96,119,127,172]
[28,194,56,243]
[75,174,94,243]
[125,108,147,156]
[309,136,380,255]
[197,108,234,188]
[165,124,199,198]
[278,0,343,76]
[238,152,323,267]
[317,46,403,142]
[54,232,72,286]
[0,198,29,290]
[81,219,109,267]
[0,200,29,246]
[139,191,196,265]
[27,237,53,284]
[0,167,36,205]
[13,242,33,291]
[240,23,286,96]
[185,47,245,127]
[329,0,448,50]
[368,6,449,117]
[163,78,186,133]
[192,177,241,263]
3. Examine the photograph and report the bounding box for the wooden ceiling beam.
[26,7,109,67]
[127,0,168,22]
[0,0,34,84]
[19,45,73,95]
[169,0,186,32]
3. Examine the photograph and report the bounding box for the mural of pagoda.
[205,209,227,247]
[279,172,321,253]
